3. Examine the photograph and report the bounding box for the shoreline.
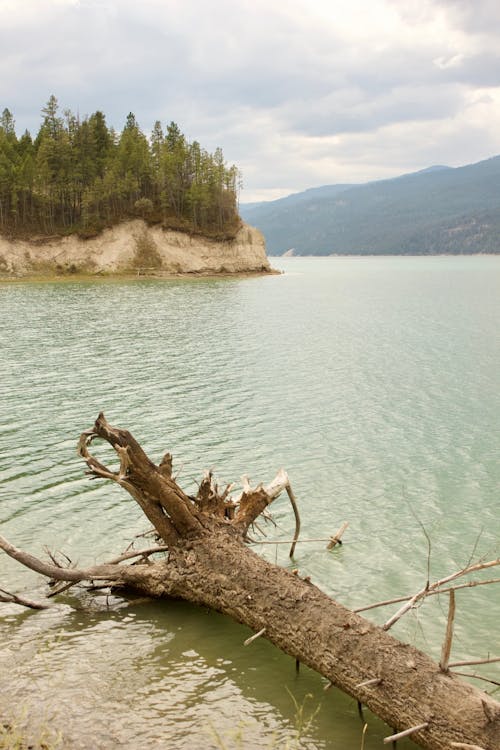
[0,268,280,284]
[272,252,500,258]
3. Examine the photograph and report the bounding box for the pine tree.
[0,98,240,237]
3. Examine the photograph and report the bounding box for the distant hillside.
[240,158,500,255]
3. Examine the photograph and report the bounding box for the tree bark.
[1,414,499,750]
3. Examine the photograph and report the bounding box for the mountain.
[240,157,500,255]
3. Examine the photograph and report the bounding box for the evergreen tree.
[0,97,240,237]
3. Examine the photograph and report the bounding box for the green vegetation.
[0,96,241,239]
[240,158,500,255]
[209,691,322,749]
[0,719,61,750]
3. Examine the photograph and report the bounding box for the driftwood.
[1,414,499,750]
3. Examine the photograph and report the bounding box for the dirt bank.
[0,221,271,278]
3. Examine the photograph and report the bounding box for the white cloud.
[2,0,500,200]
[433,53,465,69]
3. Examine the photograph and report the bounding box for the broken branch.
[326,521,349,549]
[285,483,301,558]
[0,534,123,582]
[383,557,500,630]
[244,627,266,646]
[383,723,429,743]
[233,468,292,532]
[449,657,500,668]
[451,671,500,688]
[252,536,345,546]
[439,590,456,672]
[355,576,500,614]
[0,587,49,610]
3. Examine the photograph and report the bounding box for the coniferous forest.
[0,96,241,239]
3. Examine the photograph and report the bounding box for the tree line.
[0,96,241,238]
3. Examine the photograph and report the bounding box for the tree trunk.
[1,414,499,750]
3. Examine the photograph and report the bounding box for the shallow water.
[0,257,499,748]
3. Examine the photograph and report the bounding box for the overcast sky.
[1,0,500,201]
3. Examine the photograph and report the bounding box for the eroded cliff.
[0,221,271,278]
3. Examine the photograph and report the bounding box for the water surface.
[1,256,499,748]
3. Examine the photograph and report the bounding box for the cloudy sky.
[1,0,500,201]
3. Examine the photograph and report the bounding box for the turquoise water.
[0,257,499,748]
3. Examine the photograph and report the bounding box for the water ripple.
[1,258,500,748]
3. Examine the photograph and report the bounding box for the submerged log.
[1,413,499,750]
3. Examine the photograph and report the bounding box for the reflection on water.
[0,595,397,749]
[1,257,499,748]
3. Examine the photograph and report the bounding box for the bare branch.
[354,593,422,614]
[355,576,500,614]
[326,521,349,549]
[244,627,266,645]
[260,509,277,527]
[285,484,301,557]
[106,545,169,565]
[439,590,455,672]
[449,657,500,668]
[43,544,169,599]
[0,533,123,582]
[383,723,429,743]
[47,580,81,598]
[451,671,500,688]
[355,678,382,689]
[383,557,500,631]
[437,577,500,595]
[481,698,500,723]
[194,469,233,518]
[45,545,169,598]
[77,426,121,482]
[464,528,484,569]
[77,413,205,544]
[404,493,432,589]
[251,536,338,546]
[133,528,158,540]
[0,587,49,610]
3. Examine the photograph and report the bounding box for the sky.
[1,0,500,201]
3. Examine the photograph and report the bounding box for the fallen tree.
[1,414,499,750]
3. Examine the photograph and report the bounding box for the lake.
[1,256,499,749]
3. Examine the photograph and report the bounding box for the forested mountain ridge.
[0,96,240,240]
[240,158,500,255]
